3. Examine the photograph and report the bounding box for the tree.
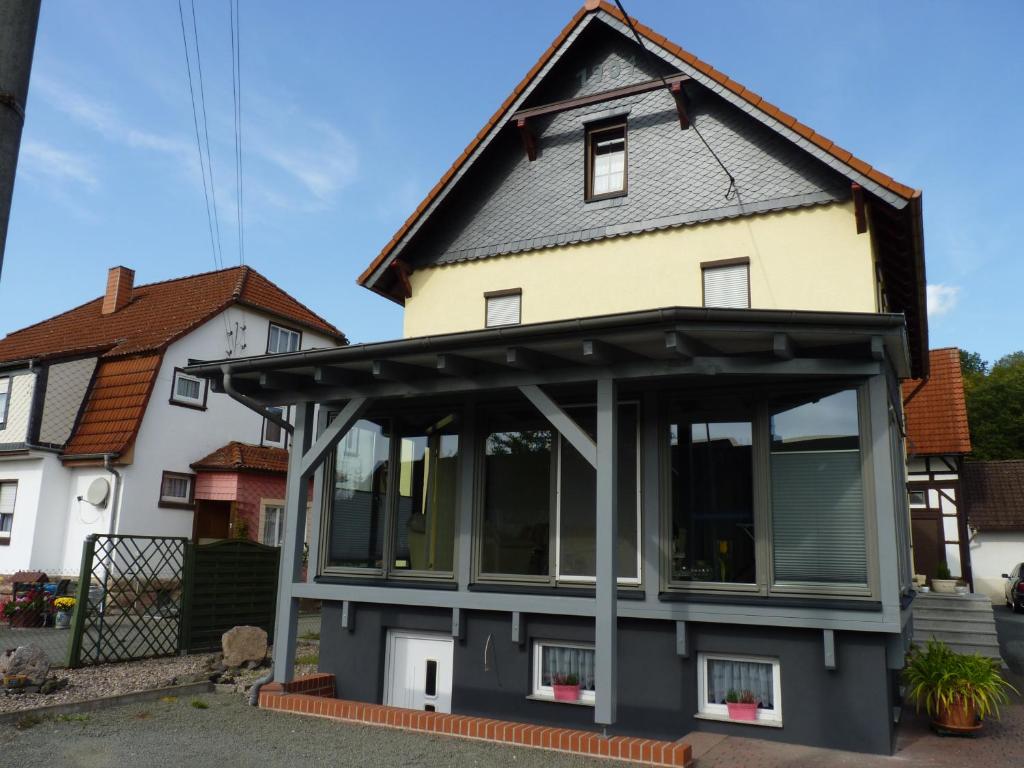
[961,349,1024,460]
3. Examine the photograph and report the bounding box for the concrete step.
[915,629,1000,646]
[914,594,995,611]
[912,608,1000,624]
[930,642,1003,659]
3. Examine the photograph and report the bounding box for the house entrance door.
[384,631,454,713]
[911,512,943,580]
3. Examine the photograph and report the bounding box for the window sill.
[168,399,207,411]
[582,195,628,211]
[470,583,645,600]
[658,591,882,612]
[314,574,458,590]
[158,501,195,510]
[526,694,594,708]
[694,713,782,728]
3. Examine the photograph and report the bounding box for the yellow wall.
[403,202,878,338]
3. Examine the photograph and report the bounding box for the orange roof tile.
[357,0,918,292]
[0,265,346,365]
[901,348,971,456]
[191,441,289,474]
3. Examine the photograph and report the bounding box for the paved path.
[993,604,1024,674]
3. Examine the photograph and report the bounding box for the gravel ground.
[0,653,218,714]
[0,693,608,768]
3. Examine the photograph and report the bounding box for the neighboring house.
[901,348,972,586]
[0,265,345,576]
[964,460,1024,602]
[186,2,925,754]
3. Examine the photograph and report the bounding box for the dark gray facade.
[319,602,896,754]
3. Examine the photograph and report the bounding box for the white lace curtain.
[708,658,774,707]
[542,646,595,691]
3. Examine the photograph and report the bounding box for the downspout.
[221,367,293,435]
[248,663,274,706]
[103,453,122,535]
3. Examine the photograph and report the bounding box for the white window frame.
[909,489,928,508]
[696,652,782,726]
[531,640,596,705]
[159,471,194,507]
[267,323,301,354]
[554,403,642,586]
[484,290,521,328]
[0,480,16,542]
[170,369,206,408]
[262,405,289,449]
[260,500,286,547]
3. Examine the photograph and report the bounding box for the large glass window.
[392,416,460,575]
[325,418,390,570]
[770,389,866,586]
[669,408,755,585]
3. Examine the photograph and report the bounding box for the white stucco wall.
[0,452,65,574]
[969,531,1024,603]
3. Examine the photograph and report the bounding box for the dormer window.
[170,368,207,409]
[267,323,301,354]
[585,122,627,201]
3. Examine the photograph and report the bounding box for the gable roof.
[191,441,289,474]
[964,460,1024,532]
[356,1,928,378]
[901,348,971,456]
[0,265,346,365]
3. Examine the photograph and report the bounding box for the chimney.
[102,266,134,315]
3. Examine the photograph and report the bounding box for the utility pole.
[0,0,42,280]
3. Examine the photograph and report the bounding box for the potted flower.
[53,596,76,630]
[552,673,581,702]
[1,588,50,628]
[725,690,759,720]
[931,563,959,594]
[904,639,1017,733]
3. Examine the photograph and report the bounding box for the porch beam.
[259,372,307,391]
[505,345,563,372]
[594,376,618,726]
[314,366,364,387]
[436,353,479,378]
[582,338,639,365]
[455,402,477,589]
[665,330,696,359]
[519,384,597,468]
[299,397,372,478]
[823,629,837,669]
[372,359,429,381]
[772,333,794,360]
[272,400,314,684]
[305,408,329,584]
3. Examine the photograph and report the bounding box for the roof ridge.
[237,269,347,342]
[231,264,251,298]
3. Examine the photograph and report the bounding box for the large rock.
[222,626,267,668]
[0,644,50,685]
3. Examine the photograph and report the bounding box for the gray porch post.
[594,377,618,726]
[273,400,314,683]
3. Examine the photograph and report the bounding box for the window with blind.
[533,641,596,703]
[159,471,194,508]
[0,481,16,542]
[485,291,521,327]
[702,261,750,309]
[171,369,206,408]
[769,389,867,587]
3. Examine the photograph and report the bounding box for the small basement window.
[170,369,206,408]
[586,123,627,200]
[485,290,521,328]
[159,471,194,508]
[267,323,301,354]
[0,481,17,543]
[702,259,750,309]
[532,641,596,704]
[697,653,782,725]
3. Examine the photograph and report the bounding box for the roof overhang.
[185,307,910,406]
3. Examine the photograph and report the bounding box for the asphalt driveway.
[993,604,1024,674]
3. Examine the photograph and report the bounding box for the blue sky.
[4,1,1022,364]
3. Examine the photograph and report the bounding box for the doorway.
[384,630,454,713]
[193,500,231,543]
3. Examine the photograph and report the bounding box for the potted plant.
[552,673,581,702]
[725,690,759,720]
[0,588,50,628]
[904,639,1017,733]
[53,596,76,630]
[932,563,959,594]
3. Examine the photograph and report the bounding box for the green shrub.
[904,639,1017,720]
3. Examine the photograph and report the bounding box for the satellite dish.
[84,478,110,507]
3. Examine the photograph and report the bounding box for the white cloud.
[927,283,960,317]
[20,140,98,188]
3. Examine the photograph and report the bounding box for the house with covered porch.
[186,1,924,754]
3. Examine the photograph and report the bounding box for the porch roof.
[184,307,909,404]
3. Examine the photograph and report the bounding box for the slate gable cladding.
[405,26,848,269]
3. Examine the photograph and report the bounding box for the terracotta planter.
[7,610,43,628]
[553,683,581,702]
[934,698,981,733]
[726,702,759,721]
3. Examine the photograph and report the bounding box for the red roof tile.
[964,460,1024,532]
[901,348,971,456]
[357,0,918,292]
[0,265,346,364]
[191,441,289,474]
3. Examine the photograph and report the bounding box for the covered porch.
[185,306,912,730]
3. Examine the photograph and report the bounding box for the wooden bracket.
[391,260,412,299]
[852,183,867,234]
[516,118,537,161]
[670,81,690,130]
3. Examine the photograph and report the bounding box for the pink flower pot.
[553,683,581,702]
[726,702,758,721]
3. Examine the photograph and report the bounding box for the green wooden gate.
[182,539,280,653]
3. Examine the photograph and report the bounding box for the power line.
[176,0,221,271]
[189,0,226,266]
[229,0,245,265]
[613,0,737,200]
